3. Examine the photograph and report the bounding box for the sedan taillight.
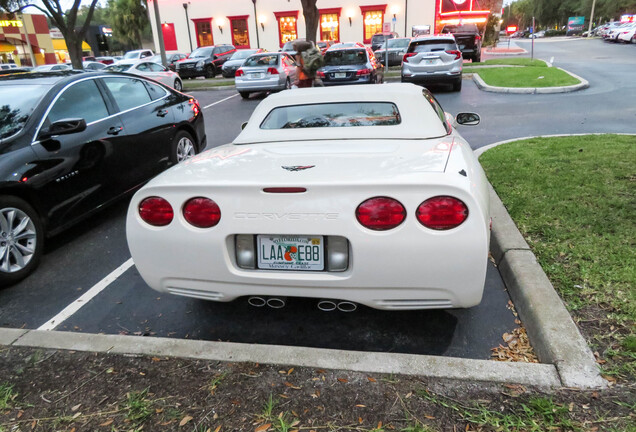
[356,68,371,76]
[402,52,416,63]
[235,69,244,77]
[183,197,221,228]
[445,50,462,60]
[188,98,200,116]
[316,70,325,78]
[416,196,468,230]
[356,197,406,231]
[267,67,279,75]
[139,197,173,226]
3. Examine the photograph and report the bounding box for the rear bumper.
[236,76,285,92]
[401,70,462,84]
[322,75,375,85]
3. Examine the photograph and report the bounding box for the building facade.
[148,0,447,54]
[0,14,56,66]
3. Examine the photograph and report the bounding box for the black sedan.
[0,71,205,285]
[316,47,383,86]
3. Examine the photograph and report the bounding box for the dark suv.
[370,32,399,51]
[440,24,482,62]
[176,44,236,78]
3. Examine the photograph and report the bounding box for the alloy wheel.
[176,136,195,162]
[0,208,37,273]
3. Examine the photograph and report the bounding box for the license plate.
[250,73,264,79]
[459,45,465,49]
[257,235,324,271]
[425,59,436,65]
[334,72,347,79]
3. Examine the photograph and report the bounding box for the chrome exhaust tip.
[337,301,357,312]
[247,296,266,307]
[317,299,337,312]
[266,297,286,309]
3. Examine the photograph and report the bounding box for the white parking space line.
[203,94,239,109]
[37,258,134,331]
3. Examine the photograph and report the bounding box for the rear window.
[244,55,279,67]
[260,102,401,129]
[0,84,48,139]
[372,34,394,43]
[231,50,257,60]
[409,40,457,53]
[441,24,478,33]
[324,49,367,65]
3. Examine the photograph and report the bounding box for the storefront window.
[194,19,213,47]
[363,10,384,43]
[277,15,297,45]
[320,13,339,41]
[229,16,250,48]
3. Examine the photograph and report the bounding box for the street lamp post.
[183,2,193,52]
[252,0,260,48]
[151,0,167,66]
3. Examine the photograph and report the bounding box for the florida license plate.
[334,72,347,78]
[257,235,324,271]
[250,73,264,79]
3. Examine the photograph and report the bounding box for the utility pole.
[183,3,193,52]
[531,16,535,60]
[587,0,597,35]
[18,14,36,66]
[152,0,167,66]
[252,0,260,49]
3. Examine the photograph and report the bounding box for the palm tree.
[111,0,148,48]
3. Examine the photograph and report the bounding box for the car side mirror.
[455,112,480,126]
[39,118,87,140]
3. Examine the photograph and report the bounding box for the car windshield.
[0,84,49,140]
[189,47,213,58]
[244,55,279,66]
[105,64,133,72]
[388,38,410,48]
[231,50,257,60]
[260,102,401,129]
[124,51,141,59]
[324,49,367,65]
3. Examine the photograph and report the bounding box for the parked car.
[374,37,411,66]
[327,41,365,50]
[176,44,236,78]
[316,46,382,85]
[617,23,636,43]
[280,39,315,56]
[96,56,116,65]
[33,64,72,72]
[149,53,188,71]
[0,63,18,70]
[599,22,623,38]
[316,40,333,54]
[370,31,399,51]
[122,49,154,61]
[0,67,31,75]
[603,22,632,41]
[126,83,488,311]
[440,24,482,62]
[81,61,107,71]
[401,35,463,91]
[529,30,546,38]
[235,52,297,99]
[0,71,205,285]
[105,60,183,90]
[221,49,264,78]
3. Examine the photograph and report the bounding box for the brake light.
[356,68,371,76]
[445,50,462,60]
[139,197,173,226]
[316,70,325,78]
[475,35,482,41]
[235,69,244,76]
[416,196,468,230]
[356,197,406,231]
[267,67,279,75]
[183,197,221,228]
[403,52,416,63]
[188,98,200,116]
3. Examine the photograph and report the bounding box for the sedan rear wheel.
[171,131,197,163]
[240,92,250,99]
[0,196,43,286]
[174,79,183,91]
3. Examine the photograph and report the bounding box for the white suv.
[121,49,154,61]
[401,35,463,92]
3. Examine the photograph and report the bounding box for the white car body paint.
[126,84,490,310]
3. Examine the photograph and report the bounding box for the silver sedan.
[235,53,297,99]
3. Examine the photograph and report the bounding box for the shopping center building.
[0,14,56,66]
[149,0,492,53]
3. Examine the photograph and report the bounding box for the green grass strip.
[480,135,636,377]
[472,66,579,87]
[183,79,235,90]
[471,58,547,67]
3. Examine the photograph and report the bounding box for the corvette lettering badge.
[282,165,315,172]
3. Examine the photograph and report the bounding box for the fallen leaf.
[151,357,161,362]
[213,412,219,419]
[17,410,23,418]
[287,368,294,375]
[279,394,289,399]
[316,369,325,373]
[255,423,271,432]
[358,417,363,424]
[99,419,114,426]
[568,402,574,412]
[284,382,301,389]
[156,408,164,414]
[367,377,376,382]
[31,419,37,430]
[424,415,435,420]
[72,412,81,419]
[405,392,412,398]
[355,404,366,408]
[214,426,222,432]
[337,378,348,383]
[179,415,193,426]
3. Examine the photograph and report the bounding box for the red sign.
[506,26,517,33]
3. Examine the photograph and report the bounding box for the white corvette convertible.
[126,83,490,311]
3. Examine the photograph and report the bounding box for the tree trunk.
[66,35,84,69]
[300,0,319,43]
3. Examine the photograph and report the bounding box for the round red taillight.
[356,197,406,231]
[183,197,221,228]
[139,197,173,226]
[416,196,468,230]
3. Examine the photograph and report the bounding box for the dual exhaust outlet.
[247,296,357,312]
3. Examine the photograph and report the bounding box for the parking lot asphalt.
[1,38,635,361]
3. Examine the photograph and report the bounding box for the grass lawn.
[471,58,548,67]
[182,78,234,90]
[479,135,636,380]
[466,66,580,87]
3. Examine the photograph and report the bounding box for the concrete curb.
[184,84,235,92]
[3,329,560,388]
[479,137,610,389]
[472,67,589,94]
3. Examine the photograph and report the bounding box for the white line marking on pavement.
[37,258,134,331]
[203,93,238,109]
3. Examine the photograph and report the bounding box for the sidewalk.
[483,40,526,55]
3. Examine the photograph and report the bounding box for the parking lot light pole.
[531,16,535,60]
[587,0,596,35]
[252,0,261,49]
[152,0,167,66]
[183,3,193,52]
